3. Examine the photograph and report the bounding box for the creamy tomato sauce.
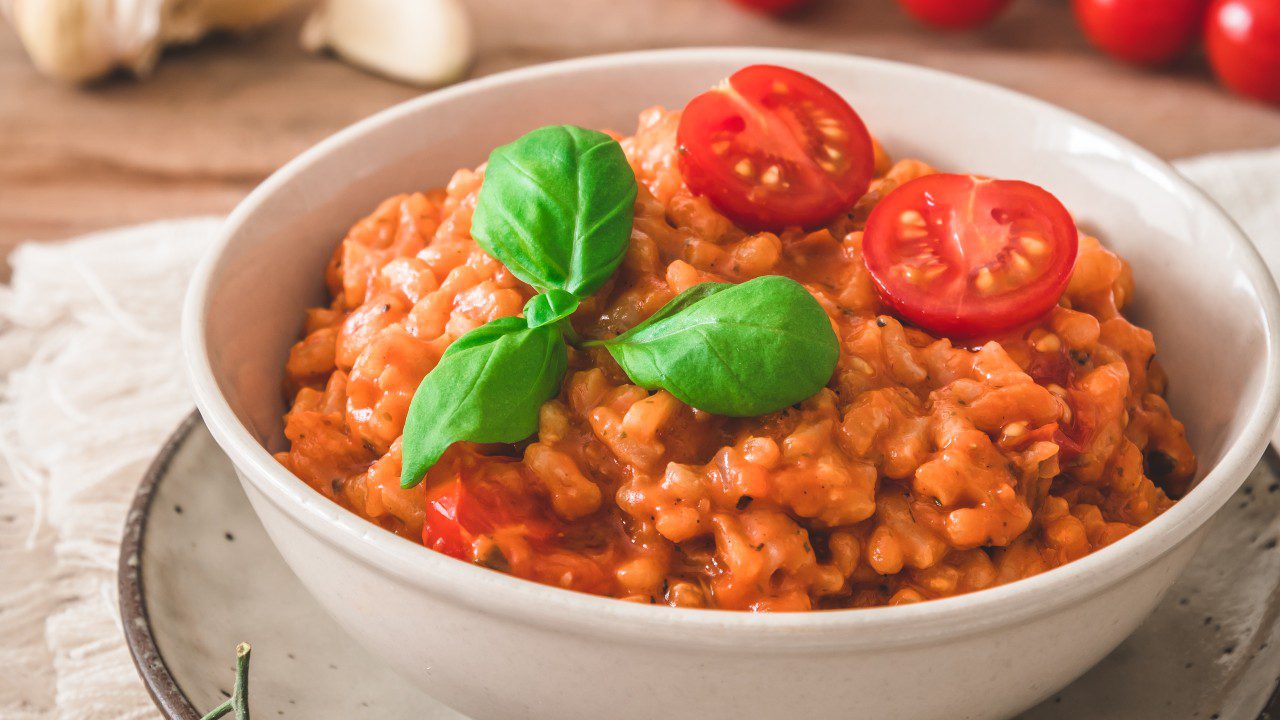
[276,107,1195,611]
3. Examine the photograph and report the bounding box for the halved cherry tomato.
[1206,0,1280,104]
[861,174,1078,338]
[726,0,808,15]
[422,472,555,559]
[1073,0,1208,66]
[677,65,875,231]
[896,0,1013,30]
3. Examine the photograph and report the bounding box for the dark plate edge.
[117,413,1280,719]
[118,410,203,720]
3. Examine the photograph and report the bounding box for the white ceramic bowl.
[183,48,1280,720]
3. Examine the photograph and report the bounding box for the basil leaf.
[472,125,637,298]
[598,276,839,417]
[523,288,580,329]
[399,316,567,488]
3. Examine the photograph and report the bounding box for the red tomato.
[422,474,555,559]
[896,0,1013,29]
[1206,0,1280,104]
[1072,0,1207,65]
[861,174,1079,338]
[726,0,808,14]
[677,64,875,231]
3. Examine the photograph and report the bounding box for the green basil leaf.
[523,288,580,329]
[598,276,839,417]
[472,125,637,298]
[400,316,567,488]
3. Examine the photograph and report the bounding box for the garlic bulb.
[300,0,473,87]
[2,0,306,83]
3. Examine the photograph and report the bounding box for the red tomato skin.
[1206,0,1280,104]
[1073,0,1208,65]
[861,174,1079,339]
[422,480,469,558]
[726,0,808,14]
[421,473,557,560]
[896,0,1013,29]
[677,65,875,231]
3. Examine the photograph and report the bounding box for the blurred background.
[2,0,1279,273]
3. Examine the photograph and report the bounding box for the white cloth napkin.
[0,149,1276,719]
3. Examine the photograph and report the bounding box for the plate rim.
[118,415,1280,719]
[118,409,204,720]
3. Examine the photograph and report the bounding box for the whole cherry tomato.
[896,0,1013,30]
[727,0,808,14]
[1206,0,1280,104]
[678,64,875,231]
[1073,0,1208,65]
[861,174,1079,338]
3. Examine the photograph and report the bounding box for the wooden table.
[2,0,1279,266]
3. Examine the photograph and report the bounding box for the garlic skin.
[301,0,474,87]
[2,0,306,83]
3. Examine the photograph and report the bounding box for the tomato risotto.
[276,67,1194,611]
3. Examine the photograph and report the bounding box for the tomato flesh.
[677,64,875,231]
[1206,0,1280,104]
[422,473,555,559]
[1073,0,1207,65]
[896,0,1012,29]
[862,174,1078,338]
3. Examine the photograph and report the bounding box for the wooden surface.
[2,0,1279,265]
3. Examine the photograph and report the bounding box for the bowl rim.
[183,46,1280,649]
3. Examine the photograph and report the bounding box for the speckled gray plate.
[120,413,1280,720]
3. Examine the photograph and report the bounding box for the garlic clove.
[300,0,474,88]
[3,0,305,83]
[4,0,153,82]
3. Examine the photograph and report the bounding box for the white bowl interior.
[202,50,1273,495]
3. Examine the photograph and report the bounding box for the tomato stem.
[200,643,252,720]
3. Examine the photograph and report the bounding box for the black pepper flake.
[736,495,754,510]
[754,543,765,551]
[1265,538,1278,550]
[224,532,235,542]
[876,318,887,328]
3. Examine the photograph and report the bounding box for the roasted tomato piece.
[677,64,875,231]
[422,471,555,559]
[862,174,1079,338]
